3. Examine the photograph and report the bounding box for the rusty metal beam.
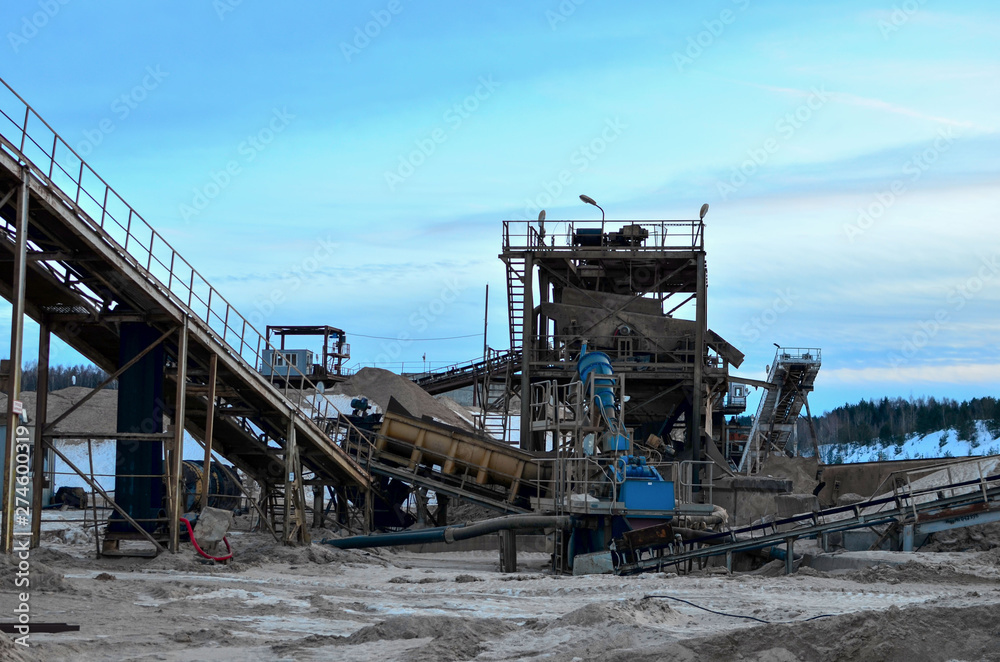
[1,168,29,553]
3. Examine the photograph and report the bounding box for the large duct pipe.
[577,345,629,451]
[321,514,574,550]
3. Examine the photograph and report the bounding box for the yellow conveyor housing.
[376,412,544,500]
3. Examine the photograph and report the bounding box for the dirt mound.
[846,561,998,586]
[275,615,516,661]
[1,387,118,436]
[170,626,242,646]
[553,597,682,628]
[345,615,516,662]
[0,555,74,594]
[447,499,500,524]
[140,583,203,602]
[922,521,1000,552]
[234,539,388,568]
[760,455,820,494]
[331,368,478,433]
[597,603,1000,662]
[0,631,43,662]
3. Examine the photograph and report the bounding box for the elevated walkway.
[411,349,520,395]
[0,76,368,549]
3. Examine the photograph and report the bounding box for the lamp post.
[579,194,604,221]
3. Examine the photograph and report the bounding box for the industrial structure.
[0,73,817,571]
[8,75,993,579]
[0,76,367,555]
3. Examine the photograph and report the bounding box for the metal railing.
[772,347,822,365]
[503,219,705,252]
[0,76,370,469]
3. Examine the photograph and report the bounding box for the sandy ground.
[3,527,1000,662]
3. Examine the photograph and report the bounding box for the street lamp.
[579,194,604,221]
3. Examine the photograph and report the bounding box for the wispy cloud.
[729,79,995,133]
[823,363,1000,384]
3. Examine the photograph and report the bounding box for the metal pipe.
[447,515,573,542]
[321,514,574,550]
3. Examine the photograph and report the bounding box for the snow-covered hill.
[819,421,1000,464]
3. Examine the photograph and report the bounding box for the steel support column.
[2,168,28,554]
[690,251,706,489]
[30,322,49,548]
[168,320,188,552]
[199,354,218,511]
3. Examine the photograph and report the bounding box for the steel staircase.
[738,348,821,473]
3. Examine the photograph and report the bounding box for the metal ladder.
[505,256,525,351]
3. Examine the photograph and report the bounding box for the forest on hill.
[18,361,115,391]
[814,396,1000,447]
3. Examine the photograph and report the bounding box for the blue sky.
[1,0,998,414]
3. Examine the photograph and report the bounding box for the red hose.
[179,517,233,561]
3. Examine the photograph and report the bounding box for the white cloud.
[823,363,1000,384]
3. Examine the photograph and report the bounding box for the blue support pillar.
[107,323,165,536]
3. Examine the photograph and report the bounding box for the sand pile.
[846,560,1000,586]
[0,632,42,662]
[232,536,389,568]
[546,604,1000,662]
[760,455,821,494]
[331,368,478,433]
[922,520,1000,552]
[552,597,682,628]
[0,387,118,435]
[613,603,1000,662]
[273,615,516,661]
[0,554,74,594]
[907,456,1000,488]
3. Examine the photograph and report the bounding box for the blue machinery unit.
[578,345,675,514]
[613,455,675,513]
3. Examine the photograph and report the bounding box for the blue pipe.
[577,346,629,451]
[321,515,574,550]
[322,525,452,549]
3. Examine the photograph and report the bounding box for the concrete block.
[193,506,233,552]
[572,551,614,575]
